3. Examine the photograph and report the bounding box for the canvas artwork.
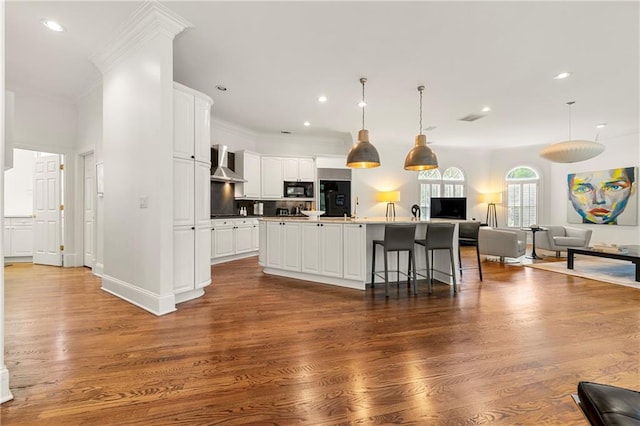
[567,166,637,225]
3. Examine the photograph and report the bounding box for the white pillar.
[91,2,192,315]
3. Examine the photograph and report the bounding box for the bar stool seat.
[371,223,417,297]
[415,223,458,294]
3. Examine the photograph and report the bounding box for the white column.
[91,2,192,315]
[0,0,15,404]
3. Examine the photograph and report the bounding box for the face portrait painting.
[567,167,637,225]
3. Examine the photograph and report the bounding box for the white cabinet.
[301,223,342,278]
[4,217,34,258]
[266,221,300,271]
[173,83,213,299]
[283,157,315,182]
[343,224,367,281]
[261,156,284,199]
[212,218,259,261]
[252,221,260,251]
[234,151,261,199]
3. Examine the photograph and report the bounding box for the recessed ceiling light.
[215,85,227,92]
[481,106,491,113]
[318,95,327,103]
[358,101,367,108]
[303,121,310,127]
[596,123,608,129]
[41,19,65,32]
[554,72,571,80]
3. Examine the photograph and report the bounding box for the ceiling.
[6,1,639,150]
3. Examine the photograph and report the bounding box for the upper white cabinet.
[261,157,284,199]
[173,83,213,302]
[173,82,211,164]
[235,150,261,199]
[283,157,315,182]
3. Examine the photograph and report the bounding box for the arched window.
[506,166,539,227]
[418,167,466,218]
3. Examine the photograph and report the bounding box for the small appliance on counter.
[276,208,290,216]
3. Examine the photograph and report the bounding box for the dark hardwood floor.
[1,249,638,425]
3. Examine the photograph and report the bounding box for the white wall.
[4,148,36,216]
[212,119,257,152]
[547,132,639,245]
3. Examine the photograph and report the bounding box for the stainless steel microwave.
[283,181,314,198]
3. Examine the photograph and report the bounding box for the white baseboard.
[262,267,366,290]
[0,366,13,404]
[175,288,205,304]
[211,252,258,265]
[93,262,104,277]
[101,275,176,316]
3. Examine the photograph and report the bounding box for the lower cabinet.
[343,224,366,281]
[173,224,211,295]
[265,221,300,271]
[4,217,34,258]
[301,222,343,278]
[212,218,260,261]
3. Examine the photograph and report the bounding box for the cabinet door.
[282,222,301,271]
[301,223,321,274]
[4,222,11,255]
[244,152,261,198]
[258,222,267,265]
[173,227,195,294]
[265,221,283,268]
[195,224,212,288]
[173,89,195,160]
[252,222,260,252]
[343,224,366,281]
[213,223,235,258]
[235,220,253,254]
[11,221,34,256]
[194,96,212,164]
[283,158,299,181]
[321,223,343,278]
[298,158,315,181]
[261,157,284,199]
[173,158,195,226]
[195,161,211,227]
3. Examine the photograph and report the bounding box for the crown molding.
[91,1,193,75]
[213,118,259,140]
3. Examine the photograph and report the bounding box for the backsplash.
[211,182,236,215]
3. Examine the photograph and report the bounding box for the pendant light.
[540,101,605,163]
[404,85,438,171]
[346,78,380,168]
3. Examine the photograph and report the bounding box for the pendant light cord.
[419,86,424,135]
[361,78,366,130]
[567,101,575,140]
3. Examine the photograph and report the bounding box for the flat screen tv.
[430,197,467,220]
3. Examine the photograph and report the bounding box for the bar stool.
[371,223,417,297]
[415,223,458,294]
[458,221,483,281]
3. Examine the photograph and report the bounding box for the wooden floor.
[1,249,638,425]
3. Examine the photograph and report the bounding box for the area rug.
[526,258,639,290]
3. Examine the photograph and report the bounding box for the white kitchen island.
[258,217,460,291]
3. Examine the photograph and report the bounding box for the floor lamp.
[482,192,501,228]
[377,191,400,218]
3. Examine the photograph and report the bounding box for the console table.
[567,245,640,282]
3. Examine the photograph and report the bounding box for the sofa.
[478,227,527,262]
[536,225,592,257]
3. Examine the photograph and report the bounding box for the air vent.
[459,113,486,122]
[281,130,291,134]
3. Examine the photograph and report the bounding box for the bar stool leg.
[371,243,377,288]
[411,250,417,295]
[425,246,432,294]
[476,244,483,281]
[449,248,457,294]
[384,251,389,297]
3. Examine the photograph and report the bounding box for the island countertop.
[258,216,463,225]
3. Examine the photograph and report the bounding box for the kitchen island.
[258,217,460,291]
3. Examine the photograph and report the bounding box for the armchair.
[536,225,592,257]
[478,227,527,262]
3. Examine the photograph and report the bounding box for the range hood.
[211,144,246,183]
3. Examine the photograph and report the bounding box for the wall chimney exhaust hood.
[211,144,246,183]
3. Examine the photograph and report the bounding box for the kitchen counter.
[258,217,461,291]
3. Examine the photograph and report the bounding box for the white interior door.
[83,153,95,268]
[33,154,62,266]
